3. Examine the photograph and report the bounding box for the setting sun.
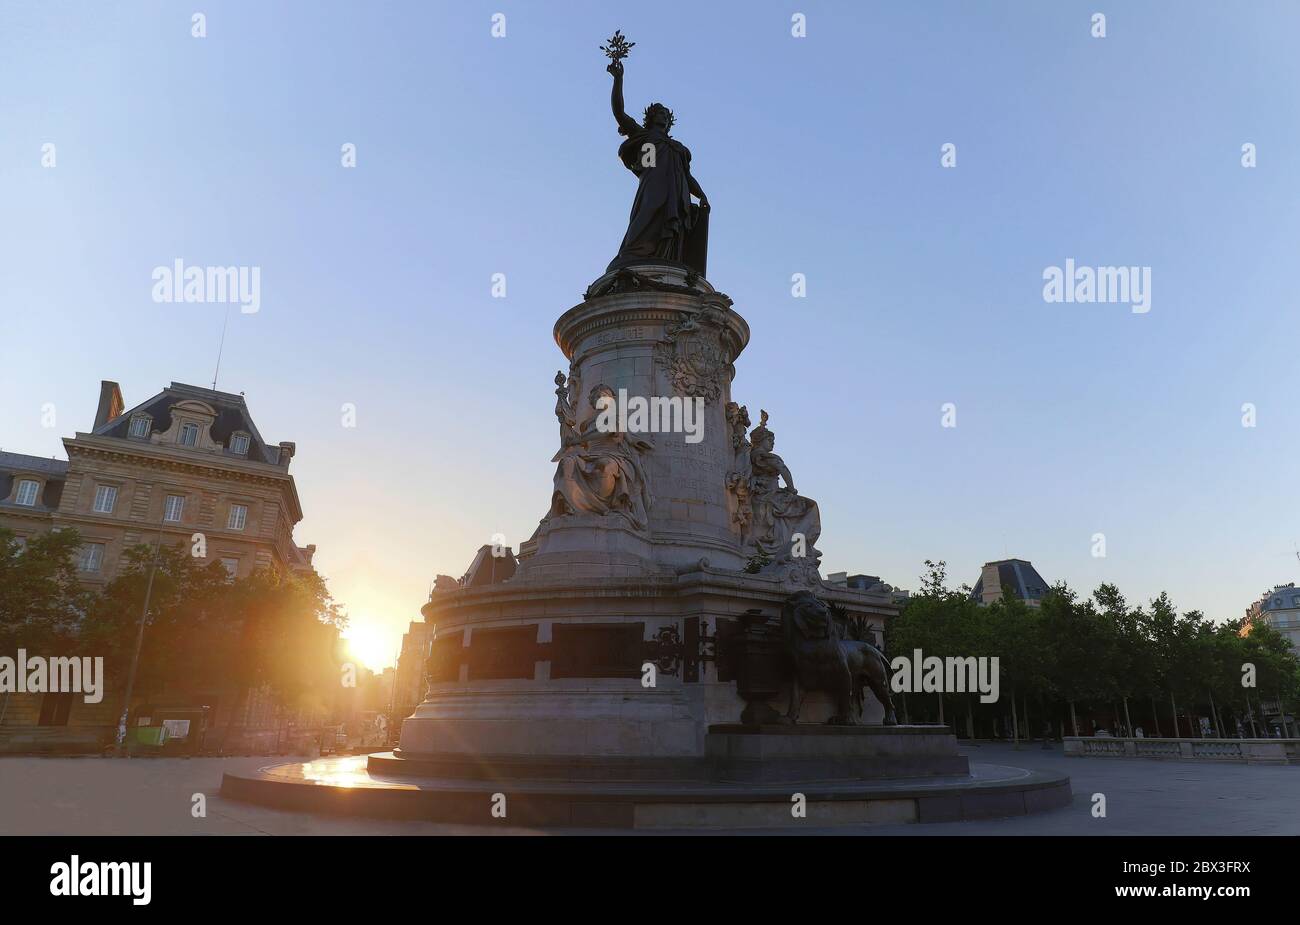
[341,624,396,673]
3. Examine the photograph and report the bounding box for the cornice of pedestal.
[555,264,750,362]
[419,564,899,627]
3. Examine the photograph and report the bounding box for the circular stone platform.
[220,753,1071,830]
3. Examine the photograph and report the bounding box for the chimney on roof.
[278,441,296,470]
[94,381,124,430]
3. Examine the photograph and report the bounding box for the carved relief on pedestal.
[653,306,732,404]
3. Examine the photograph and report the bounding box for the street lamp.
[114,522,166,756]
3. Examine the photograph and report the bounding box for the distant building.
[1244,584,1300,652]
[460,543,517,588]
[970,558,1049,607]
[825,571,908,606]
[1242,585,1300,734]
[394,620,436,719]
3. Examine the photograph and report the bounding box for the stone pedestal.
[518,262,750,578]
[398,263,897,763]
[398,567,898,760]
[705,724,969,781]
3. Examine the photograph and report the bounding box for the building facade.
[0,380,314,582]
[1245,583,1300,652]
[0,379,318,752]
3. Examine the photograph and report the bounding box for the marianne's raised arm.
[607,60,640,136]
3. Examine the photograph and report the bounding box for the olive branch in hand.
[600,30,635,64]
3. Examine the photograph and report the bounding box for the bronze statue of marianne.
[603,32,710,277]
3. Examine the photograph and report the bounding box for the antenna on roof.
[212,304,231,391]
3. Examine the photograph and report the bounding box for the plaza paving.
[0,742,1295,835]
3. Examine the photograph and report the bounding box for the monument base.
[220,724,1071,829]
[705,724,970,780]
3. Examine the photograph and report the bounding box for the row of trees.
[887,561,1300,740]
[0,527,346,735]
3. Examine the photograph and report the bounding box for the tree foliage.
[5,534,346,718]
[0,527,96,655]
[888,560,1300,737]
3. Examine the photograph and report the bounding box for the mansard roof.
[0,452,68,512]
[1256,584,1300,612]
[93,382,283,465]
[0,452,69,477]
[971,558,1050,603]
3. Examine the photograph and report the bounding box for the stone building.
[825,571,909,607]
[1245,583,1300,652]
[393,619,435,722]
[0,379,318,752]
[1243,584,1300,734]
[0,380,315,582]
[970,558,1050,607]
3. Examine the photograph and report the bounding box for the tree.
[86,542,236,691]
[0,527,95,655]
[90,542,347,740]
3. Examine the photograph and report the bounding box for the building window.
[221,557,240,578]
[230,433,250,456]
[92,485,118,514]
[164,494,185,523]
[14,479,39,506]
[78,543,105,573]
[227,504,248,531]
[128,415,152,439]
[12,537,27,554]
[179,422,200,446]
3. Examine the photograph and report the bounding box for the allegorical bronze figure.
[602,31,710,277]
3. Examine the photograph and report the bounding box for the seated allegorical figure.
[547,379,655,532]
[746,410,821,564]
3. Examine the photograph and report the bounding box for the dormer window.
[14,479,39,506]
[179,422,200,446]
[128,415,152,439]
[230,433,250,456]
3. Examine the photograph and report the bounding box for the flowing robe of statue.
[548,385,654,531]
[613,129,696,265]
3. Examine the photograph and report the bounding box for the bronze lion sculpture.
[781,590,898,725]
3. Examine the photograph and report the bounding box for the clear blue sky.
[3,1,1299,665]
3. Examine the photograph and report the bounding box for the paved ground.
[1,743,1296,835]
